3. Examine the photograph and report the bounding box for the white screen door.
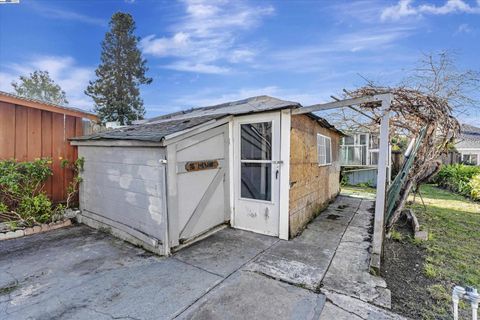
[233,112,281,236]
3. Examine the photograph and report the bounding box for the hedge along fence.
[434,164,480,200]
[0,158,83,229]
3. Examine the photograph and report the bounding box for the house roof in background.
[0,91,98,121]
[72,95,342,142]
[456,124,480,150]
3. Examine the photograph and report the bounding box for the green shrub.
[18,194,53,224]
[434,164,480,198]
[0,158,53,226]
[469,174,480,200]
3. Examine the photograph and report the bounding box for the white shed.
[71,96,343,255]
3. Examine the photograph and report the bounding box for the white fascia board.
[162,116,233,146]
[70,140,165,147]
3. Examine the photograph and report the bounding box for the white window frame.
[317,133,332,166]
[461,153,479,165]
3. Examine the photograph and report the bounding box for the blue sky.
[1,0,480,124]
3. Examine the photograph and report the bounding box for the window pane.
[344,136,354,145]
[472,155,478,165]
[370,151,379,165]
[318,135,326,164]
[326,139,331,163]
[347,147,354,163]
[241,122,272,160]
[361,145,367,165]
[360,134,367,145]
[241,163,271,201]
[370,134,379,149]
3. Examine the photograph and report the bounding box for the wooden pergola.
[293,93,393,273]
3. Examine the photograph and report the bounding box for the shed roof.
[0,91,98,121]
[71,114,226,142]
[72,95,342,142]
[456,124,480,149]
[147,95,300,123]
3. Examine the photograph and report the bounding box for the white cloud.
[29,2,106,27]
[141,33,190,57]
[0,56,94,110]
[455,23,473,34]
[140,0,274,74]
[381,0,418,21]
[261,27,413,73]
[336,27,412,52]
[381,0,480,21]
[163,62,230,74]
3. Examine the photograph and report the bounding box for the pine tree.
[12,70,68,105]
[86,12,152,125]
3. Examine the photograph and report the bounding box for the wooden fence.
[0,101,88,203]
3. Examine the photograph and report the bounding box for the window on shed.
[317,134,332,165]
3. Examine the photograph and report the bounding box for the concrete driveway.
[0,196,406,320]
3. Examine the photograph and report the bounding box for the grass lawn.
[384,184,480,319]
[340,184,377,200]
[414,185,480,287]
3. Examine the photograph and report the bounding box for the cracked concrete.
[321,200,391,309]
[177,271,325,320]
[0,195,406,319]
[321,290,406,320]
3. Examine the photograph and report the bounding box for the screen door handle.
[276,169,279,179]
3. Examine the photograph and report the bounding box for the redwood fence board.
[0,102,15,158]
[0,101,94,203]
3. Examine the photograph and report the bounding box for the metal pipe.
[467,287,479,320]
[453,286,465,320]
[453,286,479,320]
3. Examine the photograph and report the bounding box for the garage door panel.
[84,170,161,197]
[79,146,167,242]
[82,181,165,239]
[84,161,161,182]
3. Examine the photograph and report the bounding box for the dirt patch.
[382,233,433,318]
[382,223,464,320]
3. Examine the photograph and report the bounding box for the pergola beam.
[292,94,391,114]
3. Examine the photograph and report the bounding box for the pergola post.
[370,94,392,274]
[292,93,393,273]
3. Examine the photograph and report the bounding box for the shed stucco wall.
[289,114,341,237]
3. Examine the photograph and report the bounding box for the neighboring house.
[0,91,97,202]
[340,132,380,167]
[339,131,386,187]
[456,124,480,165]
[70,96,343,255]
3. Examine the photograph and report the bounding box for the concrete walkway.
[0,196,406,320]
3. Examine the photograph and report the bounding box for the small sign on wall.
[185,160,219,172]
[175,159,223,174]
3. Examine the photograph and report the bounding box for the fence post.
[370,94,392,274]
